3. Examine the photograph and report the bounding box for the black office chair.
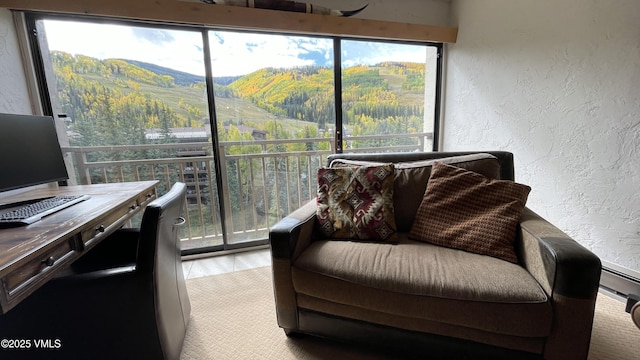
[0,182,191,360]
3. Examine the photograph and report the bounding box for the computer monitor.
[0,113,69,193]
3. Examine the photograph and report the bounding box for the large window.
[340,40,438,152]
[26,13,442,255]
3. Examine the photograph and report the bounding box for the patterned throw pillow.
[409,162,531,263]
[316,165,397,243]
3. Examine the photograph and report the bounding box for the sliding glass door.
[208,30,334,246]
[35,18,224,252]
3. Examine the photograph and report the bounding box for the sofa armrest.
[518,207,601,299]
[517,207,601,360]
[269,199,318,331]
[270,199,318,261]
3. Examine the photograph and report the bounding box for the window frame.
[22,11,443,255]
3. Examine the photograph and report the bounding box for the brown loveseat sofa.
[269,151,601,360]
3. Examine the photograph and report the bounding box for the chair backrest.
[327,151,515,181]
[137,182,190,360]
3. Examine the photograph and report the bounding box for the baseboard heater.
[600,260,640,312]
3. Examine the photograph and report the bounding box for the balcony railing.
[61,132,432,251]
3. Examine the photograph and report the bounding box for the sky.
[43,19,429,77]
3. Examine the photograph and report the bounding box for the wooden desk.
[0,181,158,314]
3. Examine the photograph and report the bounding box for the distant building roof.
[145,124,266,141]
[145,127,210,140]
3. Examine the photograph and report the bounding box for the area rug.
[180,266,640,360]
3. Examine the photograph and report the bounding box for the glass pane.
[38,19,223,251]
[341,40,437,153]
[208,31,334,245]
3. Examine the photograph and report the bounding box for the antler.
[202,1,368,17]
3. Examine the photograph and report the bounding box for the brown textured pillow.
[409,162,531,263]
[316,165,397,243]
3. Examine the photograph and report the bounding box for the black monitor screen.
[0,113,69,193]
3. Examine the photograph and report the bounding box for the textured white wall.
[445,0,640,271]
[0,9,32,114]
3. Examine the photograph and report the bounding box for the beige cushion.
[292,236,551,337]
[409,162,531,263]
[330,153,502,231]
[316,164,397,243]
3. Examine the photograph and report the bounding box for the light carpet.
[180,266,640,360]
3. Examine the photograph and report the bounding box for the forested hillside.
[51,51,426,148]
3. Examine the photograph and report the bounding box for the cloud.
[342,40,426,68]
[208,31,334,76]
[44,20,206,76]
[213,33,225,45]
[42,20,428,78]
[131,28,175,44]
[245,42,259,52]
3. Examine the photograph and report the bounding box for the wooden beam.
[0,0,457,43]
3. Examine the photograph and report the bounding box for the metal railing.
[61,132,432,251]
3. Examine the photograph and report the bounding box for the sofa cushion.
[409,162,531,263]
[316,164,397,243]
[292,236,552,337]
[330,153,501,231]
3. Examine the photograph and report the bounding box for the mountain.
[122,59,205,86]
[124,59,244,86]
[213,76,243,86]
[51,51,427,148]
[51,51,317,145]
[228,63,426,129]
